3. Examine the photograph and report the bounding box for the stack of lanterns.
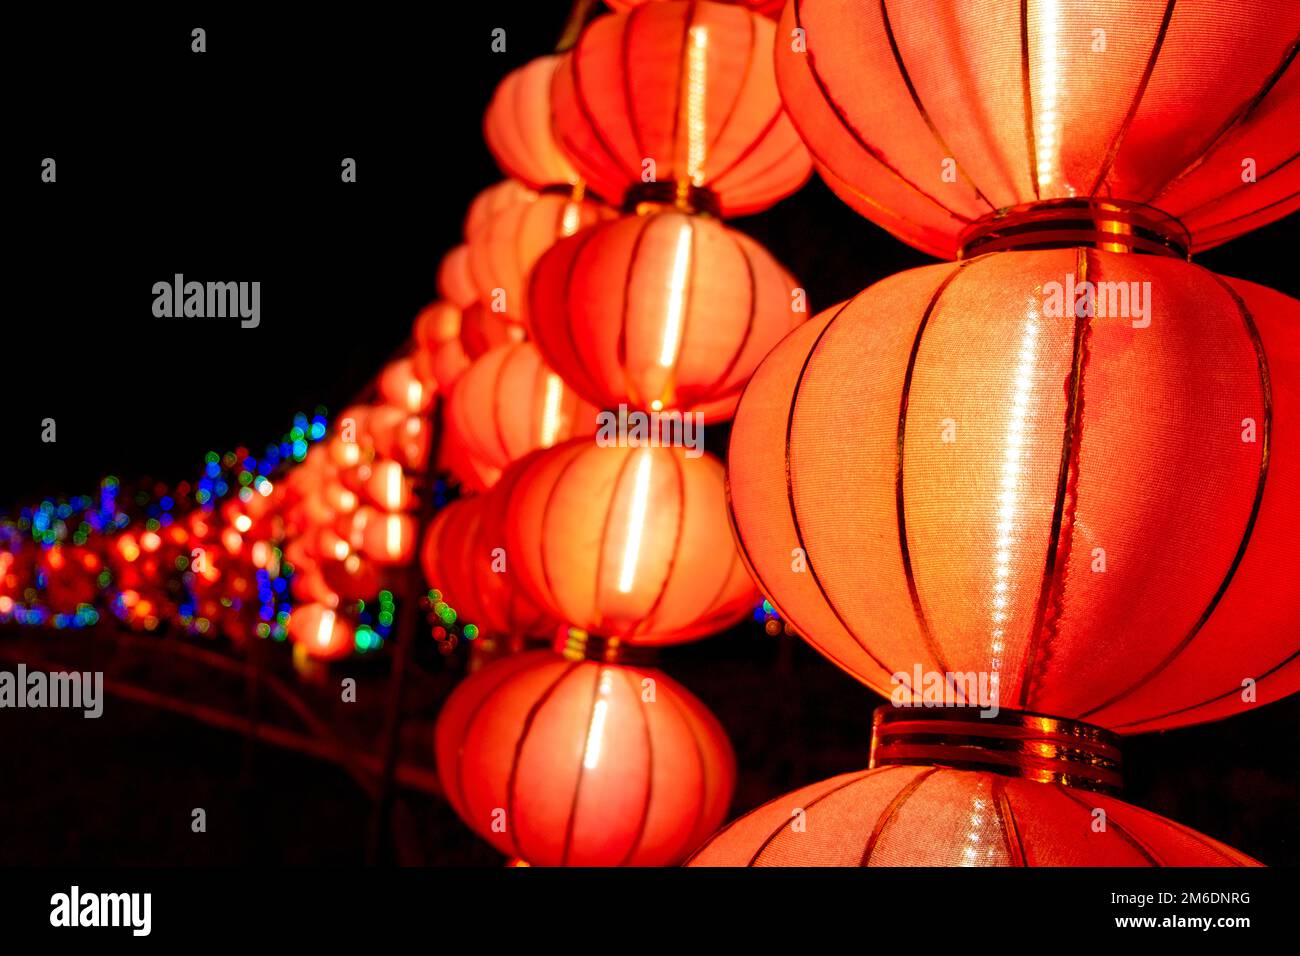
[428,0,814,865]
[688,0,1300,866]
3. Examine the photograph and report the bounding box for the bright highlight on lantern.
[317,608,336,648]
[539,373,564,447]
[385,463,402,509]
[1034,0,1063,192]
[582,669,615,770]
[686,25,709,185]
[658,224,694,369]
[386,514,403,557]
[617,451,654,594]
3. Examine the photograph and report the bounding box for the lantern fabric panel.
[776,0,1300,258]
[552,1,812,217]
[412,300,462,353]
[465,179,536,239]
[437,245,480,310]
[447,341,599,473]
[484,54,580,190]
[466,191,614,324]
[507,440,758,646]
[435,650,737,866]
[607,0,787,17]
[687,765,1259,866]
[728,252,1300,731]
[529,211,802,420]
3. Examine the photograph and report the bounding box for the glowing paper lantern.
[412,300,462,353]
[447,342,598,474]
[775,0,1300,258]
[378,357,435,415]
[465,180,536,238]
[435,648,736,866]
[530,210,802,420]
[427,336,472,393]
[466,191,614,324]
[688,764,1258,866]
[437,245,479,310]
[289,601,355,661]
[552,1,812,217]
[365,406,431,471]
[728,253,1300,733]
[459,303,522,360]
[484,55,580,190]
[506,439,758,646]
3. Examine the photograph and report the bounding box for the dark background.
[3,5,1297,866]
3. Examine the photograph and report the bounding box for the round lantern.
[728,251,1300,733]
[289,602,356,661]
[412,300,462,353]
[365,406,430,471]
[530,209,803,420]
[427,335,472,394]
[484,55,580,191]
[435,648,736,866]
[378,357,435,414]
[459,302,523,360]
[439,425,503,493]
[421,488,555,640]
[506,439,758,646]
[688,763,1258,866]
[466,190,614,324]
[437,245,480,310]
[552,1,812,217]
[447,341,598,474]
[776,0,1300,258]
[465,180,536,238]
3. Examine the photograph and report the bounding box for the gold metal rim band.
[957,198,1190,260]
[555,629,659,666]
[621,179,722,218]
[869,704,1124,796]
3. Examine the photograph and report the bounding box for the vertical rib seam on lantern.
[1082,271,1273,722]
[560,663,605,866]
[1018,0,1039,200]
[623,447,688,641]
[878,0,995,211]
[1018,248,1092,711]
[537,444,591,619]
[567,30,637,186]
[659,671,710,865]
[698,7,757,179]
[589,445,644,634]
[1055,784,1162,866]
[748,768,879,866]
[1104,794,1251,866]
[859,765,940,866]
[615,666,657,866]
[896,264,968,695]
[1146,37,1300,207]
[505,659,584,863]
[1176,151,1300,222]
[698,230,760,404]
[786,299,900,684]
[789,0,972,224]
[1087,0,1177,199]
[616,214,659,406]
[992,776,1028,866]
[556,223,608,403]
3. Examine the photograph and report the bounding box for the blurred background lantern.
[466,189,614,326]
[506,439,757,646]
[458,303,522,360]
[378,357,435,415]
[447,341,598,474]
[729,252,1300,733]
[289,601,356,661]
[552,0,812,217]
[776,0,1300,258]
[530,209,803,420]
[608,0,786,17]
[483,55,581,191]
[412,300,462,354]
[437,245,480,311]
[688,763,1258,866]
[434,648,736,866]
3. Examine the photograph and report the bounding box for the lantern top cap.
[958,199,1192,260]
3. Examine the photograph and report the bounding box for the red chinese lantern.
[378,357,435,415]
[412,300,462,353]
[421,490,555,641]
[458,302,523,360]
[439,425,503,493]
[435,647,736,866]
[465,180,536,238]
[466,190,614,324]
[426,335,472,394]
[530,209,802,420]
[688,763,1257,867]
[506,439,757,646]
[365,406,430,471]
[289,602,356,661]
[552,1,812,217]
[728,251,1300,733]
[437,245,480,310]
[484,55,580,191]
[776,0,1300,258]
[447,342,598,474]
